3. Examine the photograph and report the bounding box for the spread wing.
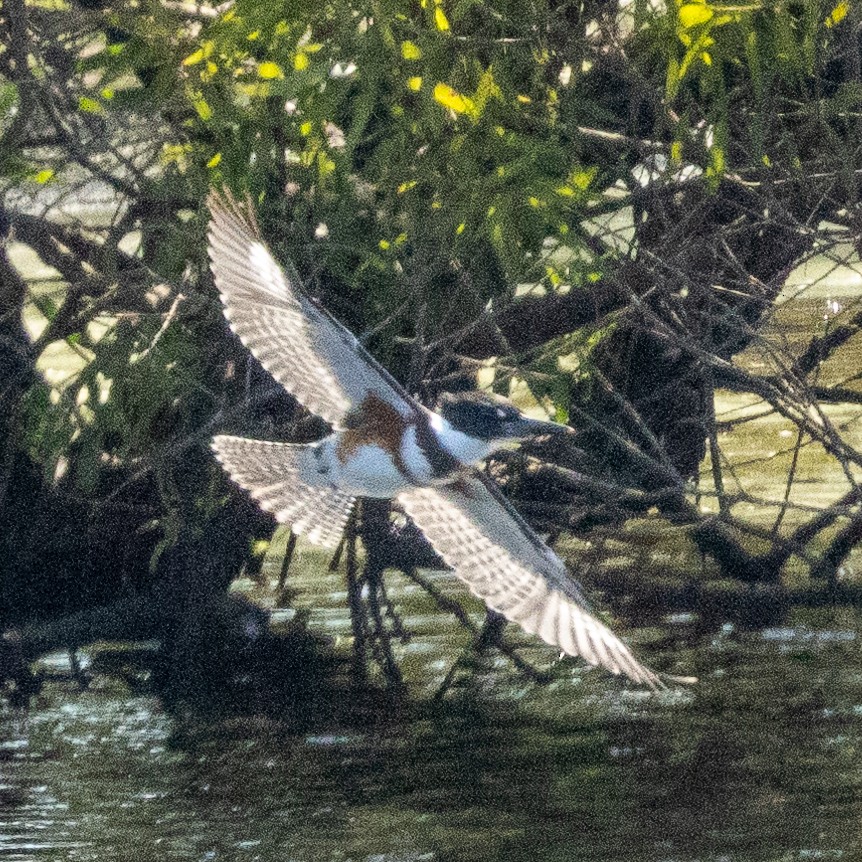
[211,435,355,548]
[207,190,413,429]
[399,476,660,687]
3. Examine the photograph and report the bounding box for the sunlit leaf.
[826,1,848,27]
[433,82,474,115]
[434,6,450,31]
[0,81,17,116]
[193,98,212,121]
[294,53,309,71]
[207,152,222,168]
[258,61,284,79]
[666,55,681,101]
[401,40,422,60]
[407,76,423,92]
[709,145,725,174]
[183,48,206,66]
[182,41,214,66]
[571,168,596,189]
[78,96,103,114]
[35,295,58,322]
[318,152,336,178]
[34,169,54,184]
[474,67,502,115]
[679,3,714,28]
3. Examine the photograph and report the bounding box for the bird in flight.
[207,190,660,688]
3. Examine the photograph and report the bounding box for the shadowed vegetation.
[2,0,862,705]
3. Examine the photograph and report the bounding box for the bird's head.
[436,390,573,449]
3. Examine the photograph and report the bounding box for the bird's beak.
[505,416,574,439]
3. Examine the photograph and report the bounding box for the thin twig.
[135,293,185,362]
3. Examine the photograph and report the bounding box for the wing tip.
[207,186,261,239]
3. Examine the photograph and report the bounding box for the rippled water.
[2,607,861,862]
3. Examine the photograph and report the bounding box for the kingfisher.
[207,190,660,688]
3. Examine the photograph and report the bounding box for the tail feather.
[211,435,355,548]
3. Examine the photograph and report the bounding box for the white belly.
[312,428,442,498]
[335,442,413,497]
[306,418,482,499]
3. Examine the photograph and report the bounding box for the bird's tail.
[211,435,355,548]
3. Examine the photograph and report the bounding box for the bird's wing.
[398,475,660,687]
[207,190,414,429]
[211,435,355,548]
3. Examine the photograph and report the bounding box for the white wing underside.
[399,477,661,687]
[211,435,355,548]
[208,192,412,429]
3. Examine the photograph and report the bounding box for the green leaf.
[434,82,475,115]
[34,294,59,322]
[401,40,422,60]
[679,3,713,28]
[258,61,284,79]
[0,81,18,117]
[78,96,103,114]
[182,41,214,66]
[193,98,212,121]
[826,1,848,27]
[183,47,206,66]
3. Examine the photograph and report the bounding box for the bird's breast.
[331,438,423,497]
[329,393,467,496]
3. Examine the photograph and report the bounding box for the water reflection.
[2,616,861,862]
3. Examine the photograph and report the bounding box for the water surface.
[2,605,861,862]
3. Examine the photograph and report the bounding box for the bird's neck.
[426,411,498,466]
